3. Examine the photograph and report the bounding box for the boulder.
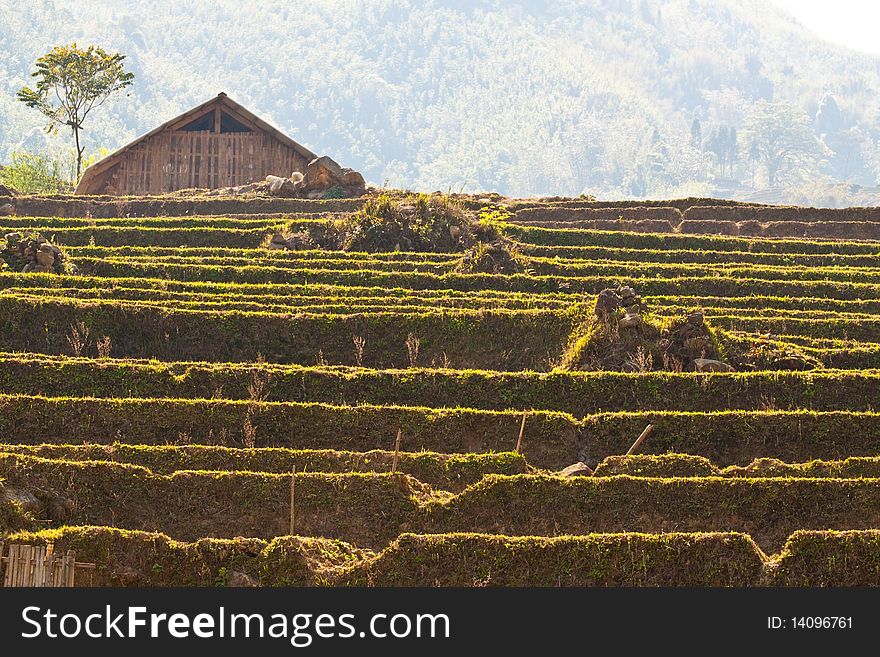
[594,288,622,321]
[113,566,146,586]
[692,358,735,373]
[267,233,290,250]
[35,248,55,267]
[0,203,14,216]
[46,496,76,522]
[594,285,646,323]
[301,156,366,197]
[265,175,298,197]
[559,462,594,477]
[227,570,259,587]
[686,312,705,327]
[619,312,642,330]
[265,230,315,252]
[1,487,43,515]
[0,183,13,196]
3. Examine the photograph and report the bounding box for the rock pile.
[659,311,722,369]
[566,286,735,373]
[300,156,366,197]
[594,285,646,328]
[267,230,317,251]
[1,232,69,274]
[206,156,366,198]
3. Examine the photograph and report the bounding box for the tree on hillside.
[739,100,830,186]
[706,124,737,179]
[17,43,134,181]
[690,117,702,148]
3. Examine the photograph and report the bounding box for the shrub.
[337,194,472,252]
[453,240,529,274]
[321,185,347,200]
[0,150,71,194]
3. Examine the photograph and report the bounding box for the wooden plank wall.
[1,543,78,587]
[105,132,309,194]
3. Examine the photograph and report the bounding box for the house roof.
[75,93,317,194]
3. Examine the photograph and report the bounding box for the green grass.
[0,394,878,468]
[4,200,880,585]
[1,352,880,413]
[0,444,526,491]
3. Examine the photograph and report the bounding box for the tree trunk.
[74,126,83,182]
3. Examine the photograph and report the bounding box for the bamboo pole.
[516,412,527,454]
[46,543,56,587]
[5,544,15,586]
[289,465,296,536]
[46,552,56,587]
[392,428,402,473]
[626,424,654,456]
[33,545,45,587]
[65,551,76,587]
[6,545,15,587]
[8,544,19,586]
[21,545,29,586]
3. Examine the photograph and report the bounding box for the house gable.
[75,93,316,195]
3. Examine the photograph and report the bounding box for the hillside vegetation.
[2,192,880,585]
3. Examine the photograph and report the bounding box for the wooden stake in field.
[392,428,402,473]
[626,423,654,456]
[289,465,296,536]
[516,411,527,454]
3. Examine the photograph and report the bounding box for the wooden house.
[75,93,316,195]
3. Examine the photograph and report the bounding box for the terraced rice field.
[2,196,880,586]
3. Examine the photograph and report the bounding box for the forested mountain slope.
[2,0,879,203]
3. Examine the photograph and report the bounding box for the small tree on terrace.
[17,43,134,181]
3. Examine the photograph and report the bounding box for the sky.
[770,0,880,55]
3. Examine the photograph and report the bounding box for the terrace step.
[4,195,880,587]
[8,525,880,586]
[0,444,527,492]
[0,354,878,415]
[4,453,880,552]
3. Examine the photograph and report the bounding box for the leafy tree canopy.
[17,43,134,180]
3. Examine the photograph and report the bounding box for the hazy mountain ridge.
[1,0,880,204]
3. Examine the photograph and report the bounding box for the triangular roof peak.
[76,93,316,194]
